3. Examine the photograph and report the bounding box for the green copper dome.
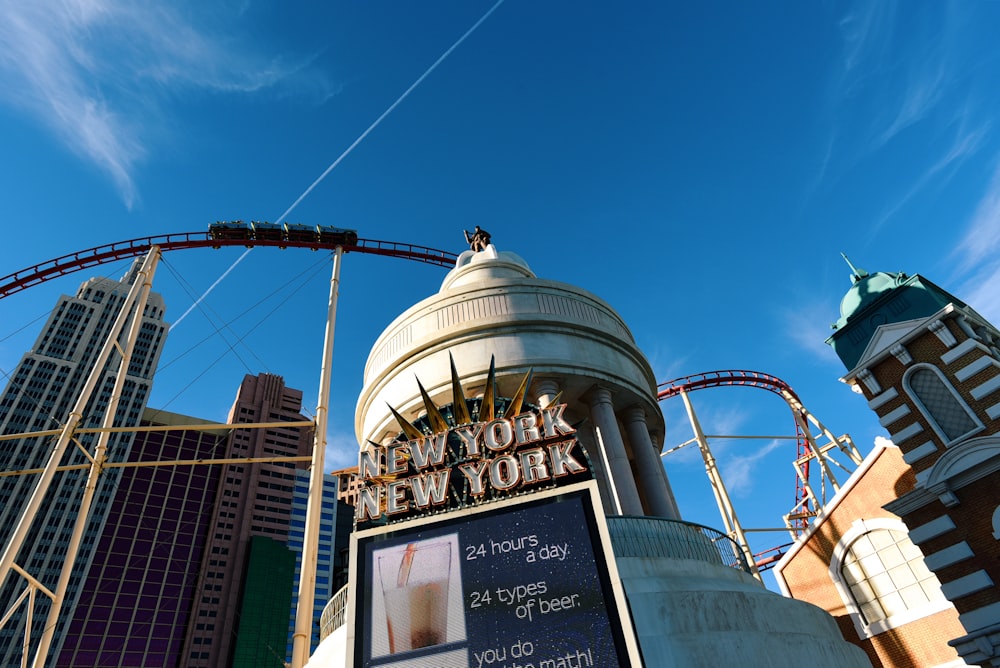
[827,257,961,371]
[837,271,909,325]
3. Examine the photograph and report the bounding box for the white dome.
[355,245,662,448]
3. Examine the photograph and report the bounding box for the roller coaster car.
[316,225,359,247]
[250,221,284,242]
[283,223,316,244]
[208,221,251,247]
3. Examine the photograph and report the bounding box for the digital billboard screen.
[349,482,640,667]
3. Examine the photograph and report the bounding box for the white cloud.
[0,1,332,207]
[867,121,990,238]
[779,299,842,364]
[324,424,360,473]
[720,438,784,497]
[953,159,1000,275]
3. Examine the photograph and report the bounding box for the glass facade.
[0,262,167,667]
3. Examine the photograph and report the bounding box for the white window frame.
[903,363,983,446]
[830,518,954,639]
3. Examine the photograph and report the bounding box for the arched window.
[904,364,981,445]
[832,519,951,637]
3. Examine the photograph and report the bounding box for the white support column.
[586,386,643,515]
[680,389,760,581]
[623,405,681,520]
[292,246,343,668]
[533,379,560,409]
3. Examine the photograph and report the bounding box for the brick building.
[774,438,969,667]
[779,263,1000,667]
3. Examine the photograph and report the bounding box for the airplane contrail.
[171,0,505,332]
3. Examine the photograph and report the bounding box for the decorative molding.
[929,319,958,348]
[902,441,937,465]
[891,343,914,365]
[879,404,911,427]
[891,422,924,444]
[437,294,510,329]
[941,570,994,600]
[868,386,898,410]
[853,317,927,372]
[955,315,980,342]
[956,355,997,382]
[907,515,956,545]
[923,541,974,571]
[942,337,991,365]
[888,436,1000,515]
[972,375,1000,401]
[987,402,1000,420]
[859,368,882,394]
[958,600,1000,634]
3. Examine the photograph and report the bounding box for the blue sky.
[2,1,1000,576]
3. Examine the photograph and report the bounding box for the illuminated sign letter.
[386,444,408,475]
[410,433,447,469]
[453,424,483,457]
[359,449,380,480]
[410,469,451,508]
[548,440,585,477]
[513,411,541,445]
[484,418,514,451]
[489,454,521,491]
[386,480,409,515]
[541,405,575,438]
[356,485,381,522]
[458,461,490,496]
[519,448,550,484]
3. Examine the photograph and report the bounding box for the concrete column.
[623,405,681,520]
[586,386,643,515]
[533,379,560,409]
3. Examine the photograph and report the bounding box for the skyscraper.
[54,409,227,666]
[0,261,168,666]
[180,373,313,668]
[286,470,353,659]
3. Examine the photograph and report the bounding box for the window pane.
[840,527,947,628]
[908,368,976,441]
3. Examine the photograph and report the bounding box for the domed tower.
[339,243,870,667]
[827,258,1000,666]
[356,244,679,519]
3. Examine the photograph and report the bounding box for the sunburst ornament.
[355,355,592,526]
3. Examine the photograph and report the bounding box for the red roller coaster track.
[657,369,816,538]
[0,231,458,299]
[657,369,802,403]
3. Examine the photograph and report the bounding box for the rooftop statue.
[463,226,491,252]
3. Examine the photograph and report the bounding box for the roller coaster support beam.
[292,246,343,668]
[0,249,159,664]
[33,248,161,667]
[678,390,761,582]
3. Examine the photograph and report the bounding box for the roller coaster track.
[0,231,458,299]
[657,370,862,569]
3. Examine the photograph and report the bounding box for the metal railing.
[607,516,752,574]
[319,584,349,641]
